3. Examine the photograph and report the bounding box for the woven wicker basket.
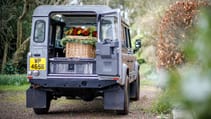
[65,42,96,58]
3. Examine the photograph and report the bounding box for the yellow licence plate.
[30,58,46,70]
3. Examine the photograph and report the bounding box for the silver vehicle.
[26,5,141,115]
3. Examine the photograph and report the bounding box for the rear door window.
[34,20,45,42]
[100,16,118,41]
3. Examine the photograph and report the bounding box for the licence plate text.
[30,58,46,70]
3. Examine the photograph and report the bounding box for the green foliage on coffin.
[60,36,97,47]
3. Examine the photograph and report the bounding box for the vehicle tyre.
[33,93,51,114]
[116,76,130,115]
[130,73,140,101]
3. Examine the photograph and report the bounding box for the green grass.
[151,94,172,114]
[0,84,29,92]
[0,74,27,86]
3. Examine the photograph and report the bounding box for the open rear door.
[96,10,121,76]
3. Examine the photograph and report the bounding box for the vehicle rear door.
[27,17,48,79]
[96,10,121,76]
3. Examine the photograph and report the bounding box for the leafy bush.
[3,61,17,74]
[2,60,27,74]
[0,74,28,86]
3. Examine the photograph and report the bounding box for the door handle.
[34,53,40,57]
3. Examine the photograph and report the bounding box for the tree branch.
[19,0,29,21]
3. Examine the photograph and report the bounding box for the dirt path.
[0,86,160,119]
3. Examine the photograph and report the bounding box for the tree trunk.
[1,42,9,73]
[13,37,30,66]
[16,0,29,49]
[17,20,22,49]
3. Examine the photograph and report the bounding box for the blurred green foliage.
[165,7,211,119]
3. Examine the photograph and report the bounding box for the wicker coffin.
[65,42,96,58]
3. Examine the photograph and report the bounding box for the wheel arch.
[117,63,128,85]
[134,61,140,79]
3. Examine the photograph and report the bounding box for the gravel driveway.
[0,86,159,119]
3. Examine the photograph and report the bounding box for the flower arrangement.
[64,27,97,37]
[60,27,97,47]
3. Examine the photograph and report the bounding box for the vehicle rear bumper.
[29,77,117,89]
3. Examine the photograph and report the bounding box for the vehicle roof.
[33,5,112,17]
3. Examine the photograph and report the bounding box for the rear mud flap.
[26,88,47,108]
[104,85,124,110]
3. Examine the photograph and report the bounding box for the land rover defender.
[26,5,141,115]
